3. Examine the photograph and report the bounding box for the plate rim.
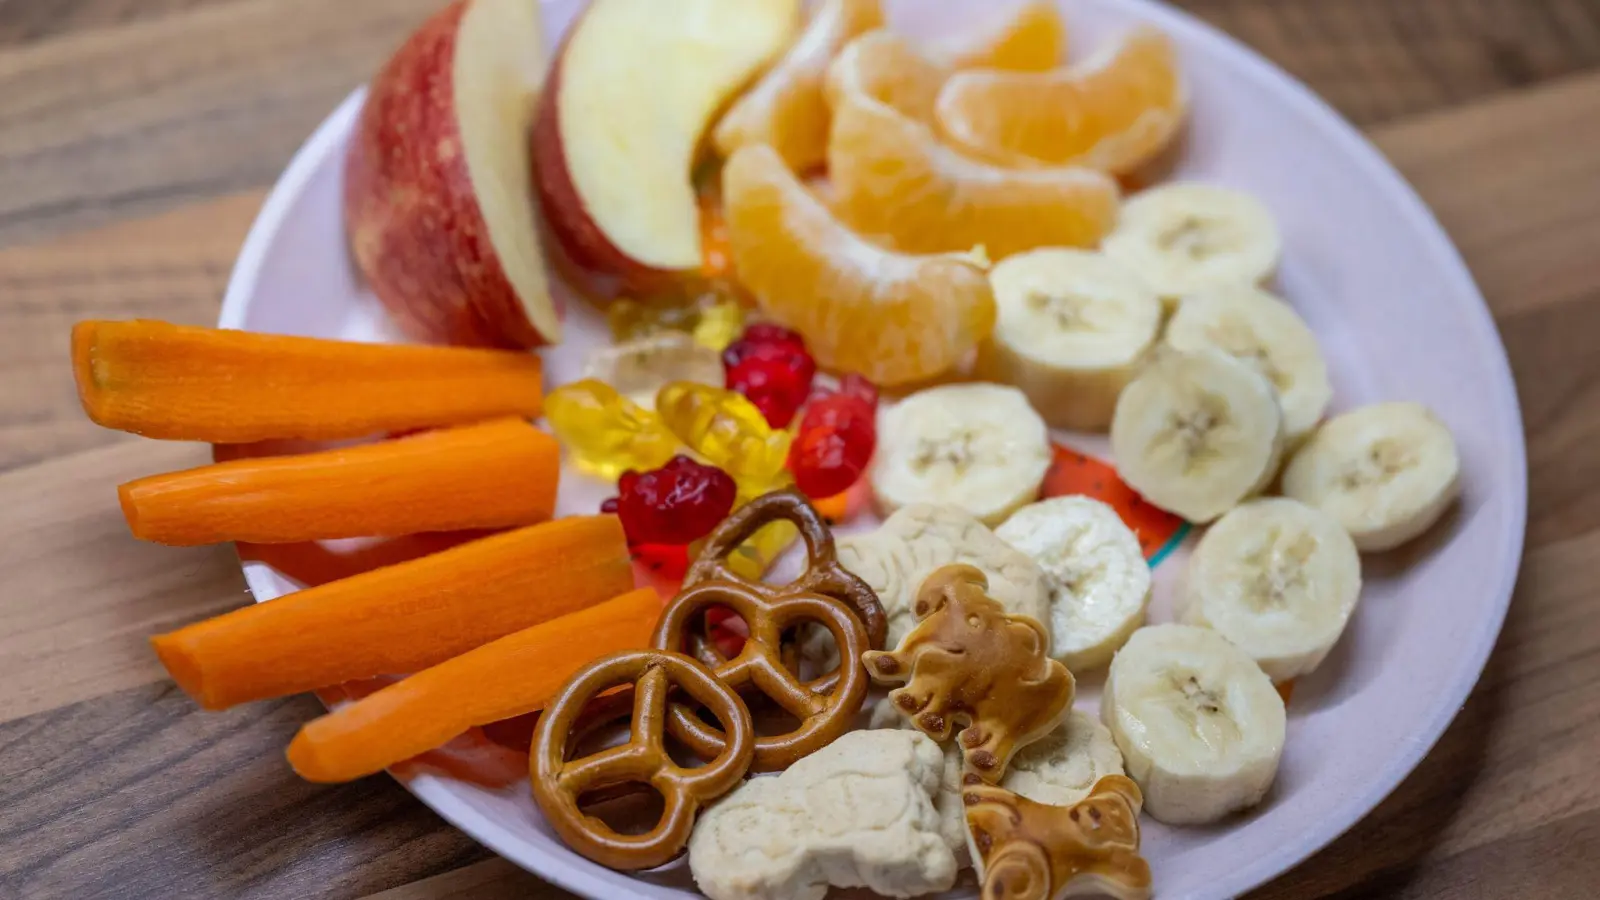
[216,1,1529,896]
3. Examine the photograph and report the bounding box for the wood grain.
[1177,0,1600,123]
[0,439,243,725]
[0,191,262,473]
[0,0,438,248]
[0,0,235,46]
[0,685,493,899]
[2,0,1598,253]
[1,1,1599,899]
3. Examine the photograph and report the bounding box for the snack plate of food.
[66,0,1525,897]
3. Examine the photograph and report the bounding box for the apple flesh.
[345,0,561,349]
[533,0,799,283]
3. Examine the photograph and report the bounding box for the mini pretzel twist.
[652,578,870,771]
[685,488,887,651]
[530,650,755,871]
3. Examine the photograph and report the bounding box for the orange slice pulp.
[712,0,885,171]
[824,1,1067,123]
[722,144,995,387]
[930,0,1067,72]
[935,27,1186,174]
[827,33,1120,259]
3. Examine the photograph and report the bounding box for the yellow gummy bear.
[545,379,682,481]
[606,284,746,352]
[656,382,793,488]
[693,475,802,581]
[691,296,745,352]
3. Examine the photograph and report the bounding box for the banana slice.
[1281,402,1461,552]
[1102,623,1286,825]
[871,383,1053,525]
[1164,285,1331,445]
[976,249,1162,431]
[1102,183,1281,302]
[1110,348,1284,523]
[997,497,1152,672]
[580,332,724,407]
[1178,498,1361,681]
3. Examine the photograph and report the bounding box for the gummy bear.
[582,333,723,408]
[616,455,737,546]
[703,515,801,581]
[607,280,746,352]
[723,324,816,429]
[655,382,793,491]
[789,374,880,499]
[545,379,682,481]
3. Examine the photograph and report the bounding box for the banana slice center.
[1240,528,1317,611]
[1341,439,1416,492]
[1204,320,1285,390]
[1044,526,1112,606]
[1155,393,1230,473]
[1160,669,1242,746]
[911,430,982,476]
[1026,289,1093,332]
[1157,215,1237,262]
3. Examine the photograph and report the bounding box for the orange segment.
[825,2,1065,123]
[931,0,1066,72]
[825,29,948,123]
[723,144,995,386]
[935,27,1186,174]
[712,0,884,171]
[829,38,1120,259]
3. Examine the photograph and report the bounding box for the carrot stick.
[72,319,544,443]
[287,587,661,782]
[151,515,634,710]
[118,418,560,546]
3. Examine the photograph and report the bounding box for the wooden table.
[1,1,1598,897]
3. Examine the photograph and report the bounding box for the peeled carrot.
[152,515,633,710]
[288,587,661,782]
[118,418,559,546]
[72,319,543,443]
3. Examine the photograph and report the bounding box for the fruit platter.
[67,0,1525,898]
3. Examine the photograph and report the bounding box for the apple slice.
[345,0,560,349]
[533,0,800,282]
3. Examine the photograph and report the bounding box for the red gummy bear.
[723,324,816,428]
[614,455,737,546]
[788,373,879,499]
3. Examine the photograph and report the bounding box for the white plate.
[218,0,1527,897]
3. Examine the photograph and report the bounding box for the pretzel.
[530,650,755,871]
[863,564,1075,783]
[653,575,871,772]
[964,775,1152,900]
[685,488,887,651]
